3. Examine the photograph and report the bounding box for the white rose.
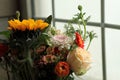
[67,47,91,75]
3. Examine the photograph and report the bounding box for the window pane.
[105,28,120,80]
[105,0,120,25]
[34,0,52,17]
[55,22,103,80]
[55,0,101,22]
[0,18,8,39]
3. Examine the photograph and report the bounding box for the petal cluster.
[67,47,91,75]
[55,61,70,77]
[75,32,84,48]
[8,19,49,31]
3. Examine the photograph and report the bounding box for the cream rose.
[67,47,91,75]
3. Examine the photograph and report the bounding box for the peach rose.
[67,47,91,75]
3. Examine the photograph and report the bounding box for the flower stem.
[86,40,91,50]
[81,18,86,41]
[6,61,10,80]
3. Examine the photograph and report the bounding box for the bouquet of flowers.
[0,5,96,80]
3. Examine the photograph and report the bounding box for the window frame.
[31,0,120,80]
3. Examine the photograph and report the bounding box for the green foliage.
[64,5,97,50]
[64,23,75,38]
[86,31,97,50]
[0,31,11,39]
[44,15,52,24]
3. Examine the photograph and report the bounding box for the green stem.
[27,49,33,67]
[86,40,91,50]
[60,77,63,80]
[6,61,10,80]
[27,62,35,80]
[26,48,34,80]
[81,18,86,41]
[24,63,29,80]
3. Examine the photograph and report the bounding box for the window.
[31,0,120,80]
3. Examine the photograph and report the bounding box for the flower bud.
[78,5,82,11]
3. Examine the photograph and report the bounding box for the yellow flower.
[27,19,35,30]
[35,20,49,30]
[8,19,49,31]
[8,19,21,30]
[67,47,91,75]
[21,20,29,31]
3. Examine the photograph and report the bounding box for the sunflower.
[8,19,49,31]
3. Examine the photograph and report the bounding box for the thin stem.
[86,40,91,50]
[27,62,34,80]
[6,62,10,80]
[24,63,29,80]
[60,77,63,80]
[81,18,86,41]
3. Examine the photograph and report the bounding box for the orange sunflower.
[8,19,49,31]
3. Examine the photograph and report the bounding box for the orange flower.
[75,32,84,48]
[8,19,49,31]
[35,20,49,30]
[8,19,21,30]
[55,61,70,77]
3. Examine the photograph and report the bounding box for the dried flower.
[42,54,56,64]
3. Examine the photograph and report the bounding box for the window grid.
[31,0,120,80]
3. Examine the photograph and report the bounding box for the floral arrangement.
[0,5,96,80]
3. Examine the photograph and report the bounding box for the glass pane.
[55,0,101,22]
[55,22,103,80]
[105,28,120,80]
[34,0,52,17]
[0,18,8,39]
[105,0,120,25]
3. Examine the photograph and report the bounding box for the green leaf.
[0,31,11,39]
[44,15,52,24]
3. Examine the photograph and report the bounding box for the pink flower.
[51,34,71,46]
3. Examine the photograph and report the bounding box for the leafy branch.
[64,5,97,50]
[86,31,97,50]
[72,5,90,41]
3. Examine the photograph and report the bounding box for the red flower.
[55,61,70,77]
[75,32,84,48]
[0,43,9,57]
